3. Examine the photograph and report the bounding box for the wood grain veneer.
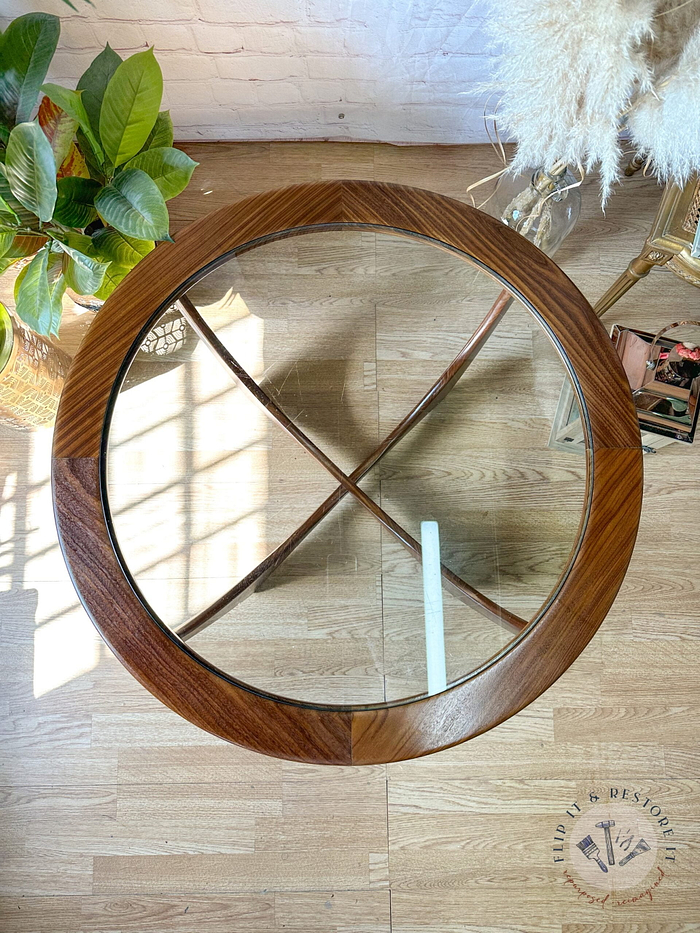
[52,180,643,764]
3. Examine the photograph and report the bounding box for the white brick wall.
[3,0,495,143]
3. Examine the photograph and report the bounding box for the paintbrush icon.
[619,838,651,867]
[576,835,608,873]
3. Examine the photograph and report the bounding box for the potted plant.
[0,12,198,337]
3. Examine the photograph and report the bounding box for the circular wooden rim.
[52,181,642,764]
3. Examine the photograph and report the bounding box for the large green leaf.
[91,227,154,267]
[57,231,91,252]
[124,147,198,201]
[40,84,104,165]
[143,110,173,150]
[0,164,38,228]
[0,193,19,225]
[76,128,104,181]
[4,234,47,259]
[48,272,67,336]
[53,176,100,227]
[100,49,163,167]
[15,245,52,334]
[57,238,109,295]
[0,231,14,258]
[37,95,77,170]
[5,122,57,222]
[94,261,130,300]
[95,168,169,240]
[41,252,67,335]
[77,44,122,139]
[0,14,60,127]
[13,260,30,302]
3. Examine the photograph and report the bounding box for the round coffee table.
[52,181,642,764]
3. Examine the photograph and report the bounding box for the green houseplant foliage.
[0,13,198,336]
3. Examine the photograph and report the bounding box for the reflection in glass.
[106,227,589,707]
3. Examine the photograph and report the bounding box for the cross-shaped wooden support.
[174,290,526,641]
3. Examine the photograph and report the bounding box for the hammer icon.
[596,820,616,866]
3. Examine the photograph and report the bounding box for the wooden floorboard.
[1,141,699,929]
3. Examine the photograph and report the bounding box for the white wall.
[1,0,495,143]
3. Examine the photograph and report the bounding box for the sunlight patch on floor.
[33,611,100,698]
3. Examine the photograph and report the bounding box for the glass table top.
[105,226,589,708]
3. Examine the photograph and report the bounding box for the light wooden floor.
[1,142,699,931]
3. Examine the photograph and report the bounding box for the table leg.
[593,253,661,318]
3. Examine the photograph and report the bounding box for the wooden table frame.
[52,181,643,764]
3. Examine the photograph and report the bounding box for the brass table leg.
[592,175,700,317]
[592,251,667,318]
[624,153,646,177]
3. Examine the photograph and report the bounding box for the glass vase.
[491,164,581,257]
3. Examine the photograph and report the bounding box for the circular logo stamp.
[553,787,678,908]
